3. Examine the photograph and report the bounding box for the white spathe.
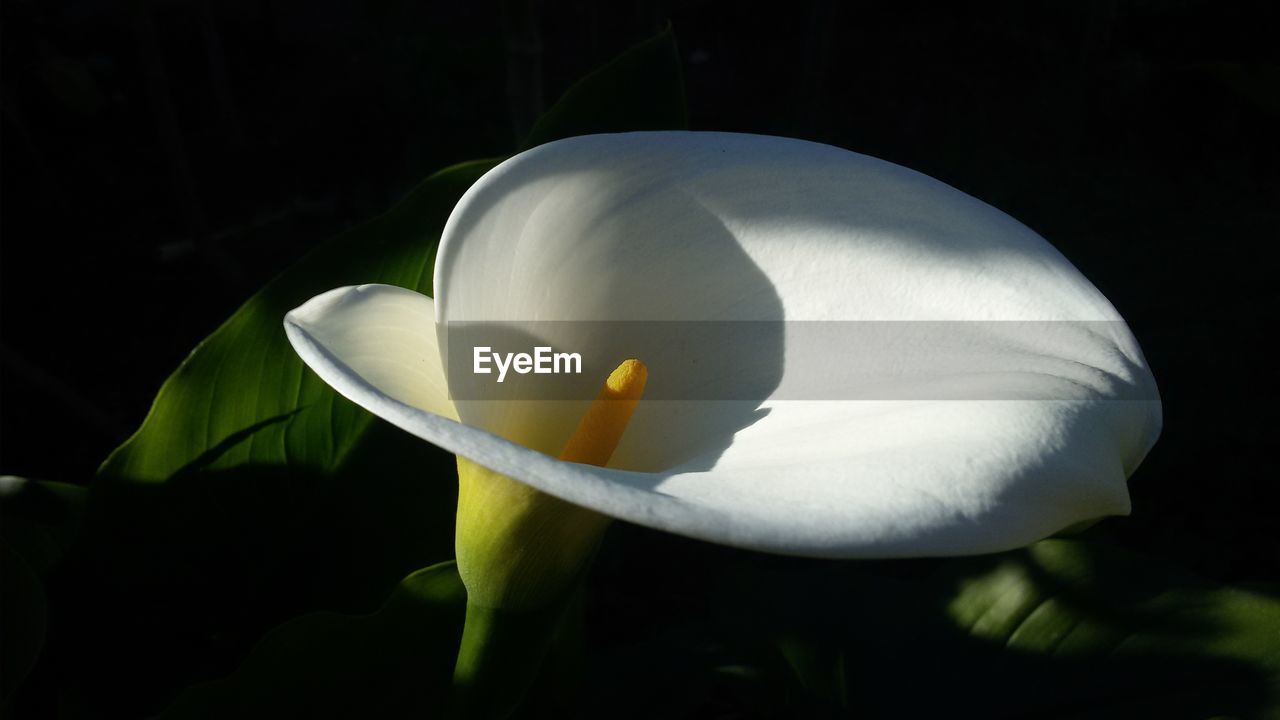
[284,132,1161,558]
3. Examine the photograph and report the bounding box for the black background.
[2,0,1276,653]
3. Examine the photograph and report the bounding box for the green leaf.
[97,158,495,487]
[94,25,686,491]
[158,562,467,719]
[66,164,492,706]
[521,26,687,150]
[935,539,1280,719]
[700,539,1280,719]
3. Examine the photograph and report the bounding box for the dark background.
[2,0,1276,594]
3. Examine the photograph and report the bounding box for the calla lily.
[285,131,1159,622]
[286,131,1160,711]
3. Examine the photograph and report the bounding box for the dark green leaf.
[702,539,1280,719]
[1,539,46,705]
[933,539,1280,719]
[521,26,687,150]
[0,477,85,705]
[579,531,1280,718]
[0,477,87,577]
[58,162,492,715]
[97,158,495,488]
[158,562,466,719]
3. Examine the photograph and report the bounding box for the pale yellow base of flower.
[455,457,609,610]
[454,359,648,611]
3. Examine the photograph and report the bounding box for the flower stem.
[450,597,572,720]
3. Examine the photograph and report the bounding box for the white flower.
[285,132,1161,585]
